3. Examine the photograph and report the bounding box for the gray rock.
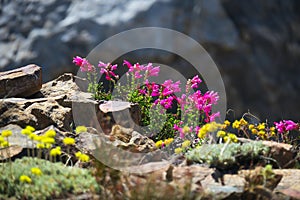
[0,64,42,98]
[25,100,72,130]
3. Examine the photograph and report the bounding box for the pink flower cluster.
[190,75,202,89]
[98,61,118,81]
[177,89,220,123]
[274,120,298,133]
[73,56,94,72]
[123,60,160,79]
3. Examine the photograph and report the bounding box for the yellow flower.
[248,124,255,130]
[63,137,75,145]
[1,141,9,147]
[223,136,229,143]
[251,129,258,134]
[34,135,42,141]
[258,130,266,137]
[257,123,265,130]
[182,126,191,134]
[228,133,238,143]
[75,152,90,162]
[21,126,35,135]
[269,127,276,132]
[31,167,42,176]
[79,154,90,162]
[50,147,61,157]
[174,147,182,154]
[0,136,4,143]
[1,130,12,137]
[239,118,248,126]
[207,122,220,132]
[29,133,39,141]
[198,128,207,139]
[270,131,276,137]
[217,130,226,138]
[181,140,191,149]
[45,129,56,138]
[25,126,35,132]
[232,120,241,129]
[37,143,45,149]
[224,120,231,126]
[164,138,174,146]
[75,126,87,134]
[41,137,55,144]
[75,151,90,162]
[75,151,82,158]
[155,140,163,148]
[19,175,32,183]
[21,129,32,136]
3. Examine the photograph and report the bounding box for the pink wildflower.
[145,63,160,77]
[134,71,142,79]
[73,56,94,72]
[73,56,84,66]
[274,120,298,133]
[151,83,160,97]
[207,112,220,122]
[160,96,174,109]
[162,80,181,96]
[139,89,147,95]
[98,61,118,81]
[191,75,202,88]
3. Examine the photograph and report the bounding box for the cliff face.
[1,0,300,121]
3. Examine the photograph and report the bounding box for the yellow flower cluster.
[198,122,222,139]
[232,118,248,129]
[1,130,12,137]
[174,147,182,154]
[0,130,12,147]
[75,126,87,134]
[217,130,238,143]
[19,175,32,183]
[75,152,90,162]
[174,140,192,154]
[21,126,58,149]
[31,167,42,176]
[248,123,276,140]
[50,146,62,157]
[63,137,75,145]
[155,138,174,148]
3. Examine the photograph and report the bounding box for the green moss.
[0,157,99,199]
[186,141,269,170]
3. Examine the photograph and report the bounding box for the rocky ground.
[1,65,300,199]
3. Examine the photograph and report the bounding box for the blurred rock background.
[0,0,299,122]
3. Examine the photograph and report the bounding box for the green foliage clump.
[186,141,269,169]
[0,157,99,199]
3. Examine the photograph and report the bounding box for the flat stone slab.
[0,64,42,98]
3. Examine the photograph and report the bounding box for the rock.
[78,125,156,154]
[0,124,33,160]
[0,107,37,128]
[262,141,295,168]
[99,100,141,130]
[25,100,72,130]
[0,124,34,148]
[33,73,83,107]
[0,64,42,98]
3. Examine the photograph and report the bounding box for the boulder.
[25,100,72,130]
[0,107,37,128]
[0,64,42,98]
